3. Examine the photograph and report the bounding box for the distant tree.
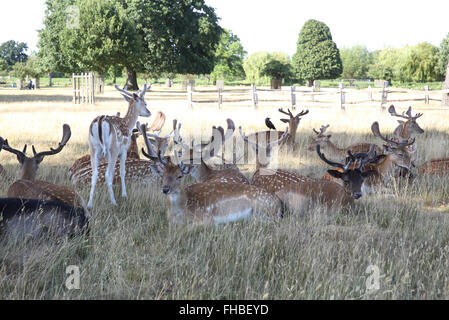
[292,19,342,86]
[368,47,401,81]
[0,58,8,72]
[10,62,27,81]
[0,40,28,68]
[401,42,442,82]
[438,33,449,76]
[210,29,246,81]
[25,55,45,79]
[340,45,371,79]
[243,52,271,85]
[261,54,293,83]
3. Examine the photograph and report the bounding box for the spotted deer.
[248,108,309,148]
[307,124,384,163]
[239,125,314,194]
[276,145,376,213]
[140,123,282,225]
[70,111,167,186]
[87,84,151,208]
[419,158,449,176]
[0,125,89,215]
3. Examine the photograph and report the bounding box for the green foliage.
[261,59,292,81]
[244,52,292,85]
[292,19,342,84]
[0,40,28,69]
[438,32,449,76]
[9,62,27,80]
[25,55,45,78]
[0,58,8,72]
[340,45,372,79]
[368,47,401,80]
[210,29,246,81]
[243,52,270,85]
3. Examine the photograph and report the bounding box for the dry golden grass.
[1,86,449,299]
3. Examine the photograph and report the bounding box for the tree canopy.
[0,40,28,69]
[292,19,342,85]
[340,45,371,79]
[438,32,449,76]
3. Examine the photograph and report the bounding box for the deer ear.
[397,120,404,124]
[327,170,342,179]
[121,94,131,102]
[132,93,138,100]
[280,118,289,123]
[327,135,332,139]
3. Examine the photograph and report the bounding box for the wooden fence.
[73,73,95,104]
[186,84,449,110]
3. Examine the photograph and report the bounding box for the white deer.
[87,84,151,208]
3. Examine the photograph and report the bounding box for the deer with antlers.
[0,125,89,215]
[307,124,384,163]
[87,84,151,208]
[240,125,314,194]
[70,111,167,186]
[250,108,309,148]
[276,145,377,213]
[139,121,281,225]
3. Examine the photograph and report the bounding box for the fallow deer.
[307,124,384,163]
[87,83,151,208]
[0,125,89,215]
[140,125,282,225]
[70,111,167,186]
[0,198,89,239]
[275,145,376,213]
[419,158,449,176]
[248,108,309,148]
[240,125,314,194]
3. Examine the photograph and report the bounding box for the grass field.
[1,85,449,299]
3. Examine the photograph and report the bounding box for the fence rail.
[186,84,449,110]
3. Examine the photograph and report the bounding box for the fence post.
[290,86,296,110]
[251,85,258,109]
[368,85,372,103]
[424,85,429,104]
[72,73,76,104]
[218,87,223,109]
[187,84,193,109]
[339,82,345,111]
[381,82,388,110]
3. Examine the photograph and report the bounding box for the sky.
[0,0,447,56]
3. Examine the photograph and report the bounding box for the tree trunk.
[125,67,139,91]
[308,79,314,87]
[443,60,449,107]
[95,73,104,94]
[48,73,53,87]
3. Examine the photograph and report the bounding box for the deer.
[240,125,314,194]
[70,111,167,186]
[87,83,151,208]
[0,198,89,239]
[307,124,384,163]
[419,158,449,176]
[248,108,309,149]
[140,122,282,225]
[0,125,89,216]
[275,145,376,213]
[166,118,249,185]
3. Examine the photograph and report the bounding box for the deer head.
[1,124,71,180]
[388,105,424,138]
[115,83,151,117]
[278,108,309,145]
[317,145,375,199]
[308,124,331,151]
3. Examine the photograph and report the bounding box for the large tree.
[0,40,28,69]
[438,32,449,76]
[292,19,342,86]
[210,29,246,81]
[340,45,371,79]
[38,0,222,90]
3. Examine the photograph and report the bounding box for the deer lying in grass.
[141,122,282,225]
[276,145,376,213]
[240,126,313,194]
[307,124,384,163]
[0,125,89,215]
[419,158,449,176]
[166,118,249,185]
[249,108,309,148]
[87,84,151,208]
[0,198,89,239]
[70,111,167,186]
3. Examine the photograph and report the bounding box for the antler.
[388,105,423,121]
[313,124,330,136]
[115,84,133,98]
[32,124,71,161]
[295,109,309,118]
[317,144,351,171]
[137,121,159,161]
[1,138,27,162]
[278,108,294,118]
[148,111,166,132]
[371,122,415,147]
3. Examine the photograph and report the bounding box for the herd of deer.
[1,84,448,239]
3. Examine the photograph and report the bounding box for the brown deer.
[276,145,377,213]
[0,125,89,214]
[87,84,151,208]
[240,125,314,194]
[140,125,282,225]
[419,158,449,176]
[307,124,384,163]
[248,108,309,148]
[70,111,167,186]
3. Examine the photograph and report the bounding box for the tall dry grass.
[1,86,449,299]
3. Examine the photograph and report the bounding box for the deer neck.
[322,141,346,160]
[123,101,140,135]
[165,189,186,223]
[376,155,396,182]
[192,160,212,182]
[20,162,37,180]
[287,122,298,144]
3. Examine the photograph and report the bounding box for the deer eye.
[176,175,183,180]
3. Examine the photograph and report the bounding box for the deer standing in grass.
[307,124,384,163]
[87,84,151,208]
[0,125,89,215]
[140,122,282,225]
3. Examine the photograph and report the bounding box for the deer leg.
[87,149,100,209]
[119,152,127,199]
[105,150,119,206]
